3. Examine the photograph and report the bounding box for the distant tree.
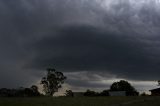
[110,80,139,96]
[84,89,98,96]
[0,86,41,97]
[41,68,67,96]
[99,90,109,96]
[65,90,73,97]
[110,80,135,91]
[0,88,10,97]
[30,85,40,96]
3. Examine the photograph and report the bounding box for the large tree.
[110,80,138,96]
[41,68,67,96]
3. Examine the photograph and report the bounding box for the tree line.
[0,68,155,97]
[0,85,40,97]
[66,80,139,97]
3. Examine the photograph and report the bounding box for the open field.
[0,96,160,106]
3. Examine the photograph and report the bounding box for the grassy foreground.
[0,96,160,106]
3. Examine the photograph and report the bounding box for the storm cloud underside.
[0,0,160,91]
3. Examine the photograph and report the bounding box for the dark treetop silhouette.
[0,85,40,97]
[65,90,73,97]
[110,80,139,96]
[41,68,67,96]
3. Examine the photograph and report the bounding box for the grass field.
[0,96,160,106]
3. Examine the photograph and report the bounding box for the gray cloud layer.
[0,0,160,89]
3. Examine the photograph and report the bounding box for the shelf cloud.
[0,0,159,91]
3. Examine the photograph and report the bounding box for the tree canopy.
[110,80,139,96]
[41,68,67,96]
[65,90,73,97]
[110,80,136,92]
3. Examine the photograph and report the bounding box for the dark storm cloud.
[27,25,151,79]
[0,0,160,89]
[26,23,160,81]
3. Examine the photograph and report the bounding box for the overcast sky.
[0,0,160,93]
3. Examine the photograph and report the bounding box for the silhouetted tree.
[65,90,73,97]
[0,86,41,97]
[0,88,10,97]
[41,68,67,96]
[30,85,40,96]
[84,89,98,96]
[99,90,109,96]
[110,80,139,96]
